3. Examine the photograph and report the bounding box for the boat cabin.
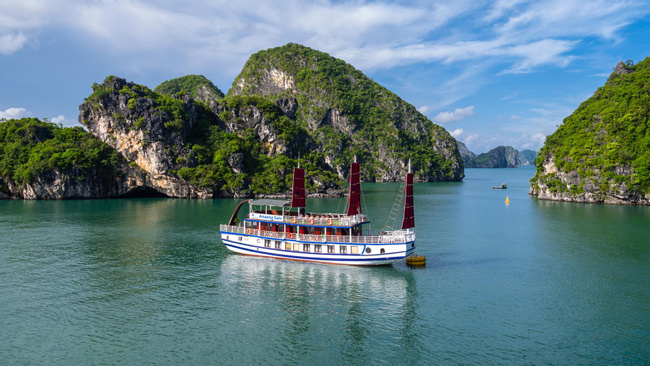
[243,199,370,242]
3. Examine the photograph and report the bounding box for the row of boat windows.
[235,237,385,254]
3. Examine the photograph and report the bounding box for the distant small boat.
[493,183,507,189]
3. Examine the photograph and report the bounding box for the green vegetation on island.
[531,58,650,202]
[0,118,122,192]
[154,74,225,100]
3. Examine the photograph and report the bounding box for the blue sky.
[1,0,649,153]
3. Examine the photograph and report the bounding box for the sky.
[1,0,650,153]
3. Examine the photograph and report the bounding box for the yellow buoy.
[406,253,426,266]
[505,196,510,204]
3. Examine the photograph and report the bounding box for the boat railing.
[275,213,368,226]
[220,225,415,244]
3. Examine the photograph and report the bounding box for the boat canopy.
[249,199,291,208]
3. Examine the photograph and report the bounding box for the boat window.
[315,244,322,253]
[264,239,271,248]
[380,248,385,254]
[327,245,335,253]
[293,243,300,251]
[285,243,291,251]
[238,237,243,241]
[351,246,358,254]
[303,244,310,252]
[275,241,281,249]
[340,246,347,254]
[365,247,371,254]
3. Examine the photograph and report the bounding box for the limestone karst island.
[1,44,649,205]
[530,58,650,205]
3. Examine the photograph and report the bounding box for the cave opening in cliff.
[119,186,169,198]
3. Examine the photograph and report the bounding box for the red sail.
[291,167,306,208]
[346,162,361,216]
[401,172,415,229]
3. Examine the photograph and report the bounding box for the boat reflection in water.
[217,254,423,364]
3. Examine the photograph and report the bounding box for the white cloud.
[0,107,30,119]
[0,32,28,54]
[531,133,546,146]
[502,39,577,73]
[50,114,74,126]
[594,73,611,78]
[483,0,527,23]
[450,128,464,138]
[433,106,475,124]
[49,114,79,127]
[502,91,519,100]
[51,115,66,124]
[465,134,479,146]
[509,115,522,120]
[418,106,429,114]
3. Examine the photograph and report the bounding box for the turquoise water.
[1,167,649,365]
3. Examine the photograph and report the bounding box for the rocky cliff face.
[530,58,650,205]
[79,76,215,198]
[530,155,650,204]
[457,141,475,166]
[3,164,146,199]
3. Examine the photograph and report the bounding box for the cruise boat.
[219,162,416,266]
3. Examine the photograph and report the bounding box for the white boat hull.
[220,230,415,266]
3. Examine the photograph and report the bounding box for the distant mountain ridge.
[458,142,536,168]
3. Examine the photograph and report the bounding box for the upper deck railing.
[247,212,368,227]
